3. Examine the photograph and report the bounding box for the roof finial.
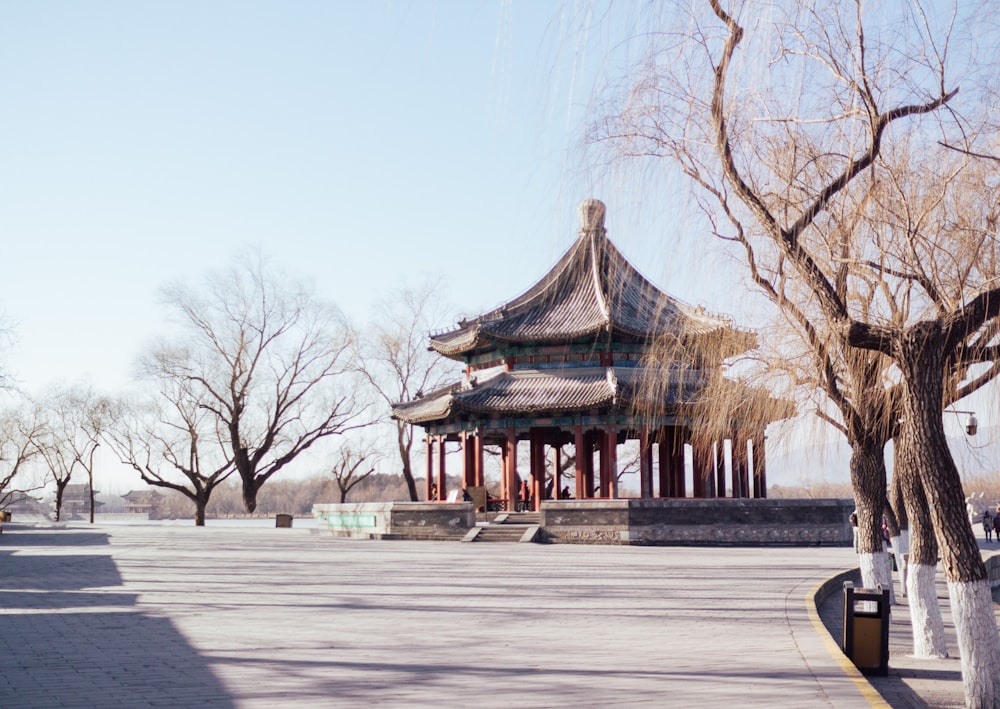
[578,198,606,235]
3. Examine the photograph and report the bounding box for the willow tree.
[598,1,1000,703]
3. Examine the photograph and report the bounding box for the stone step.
[473,526,530,543]
[503,512,540,525]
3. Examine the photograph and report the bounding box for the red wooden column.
[639,428,653,499]
[732,433,748,498]
[673,434,686,498]
[692,439,712,498]
[474,432,485,487]
[425,435,435,500]
[584,432,596,498]
[716,439,727,498]
[436,435,447,501]
[752,431,767,498]
[657,434,669,497]
[598,431,610,497]
[599,428,618,498]
[706,441,717,497]
[574,426,589,499]
[529,428,545,511]
[553,446,562,500]
[505,428,519,512]
[461,431,473,491]
[500,439,509,502]
[658,428,672,497]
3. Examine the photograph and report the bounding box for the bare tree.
[33,385,112,523]
[154,252,368,513]
[596,1,1000,701]
[327,443,378,503]
[105,377,235,526]
[34,409,77,522]
[355,280,459,501]
[0,406,45,510]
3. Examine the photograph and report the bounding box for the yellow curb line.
[806,579,891,708]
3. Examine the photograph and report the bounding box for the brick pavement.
[0,522,899,708]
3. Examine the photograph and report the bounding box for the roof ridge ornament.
[578,198,607,235]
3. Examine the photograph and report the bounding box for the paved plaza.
[0,523,902,707]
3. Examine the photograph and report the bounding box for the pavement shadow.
[0,611,236,707]
[0,553,122,590]
[0,527,112,547]
[0,527,236,707]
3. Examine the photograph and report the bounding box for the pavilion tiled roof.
[392,365,708,425]
[430,199,753,359]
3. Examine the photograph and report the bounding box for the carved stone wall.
[540,498,855,546]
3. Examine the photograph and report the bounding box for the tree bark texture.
[849,438,894,600]
[896,326,1000,703]
[241,473,259,514]
[896,428,948,657]
[895,327,985,582]
[54,480,67,522]
[398,428,418,502]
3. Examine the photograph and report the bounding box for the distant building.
[61,483,102,517]
[122,490,163,517]
[5,491,48,516]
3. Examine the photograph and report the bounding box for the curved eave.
[391,382,462,424]
[393,368,620,424]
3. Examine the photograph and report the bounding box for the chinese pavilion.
[392,199,785,512]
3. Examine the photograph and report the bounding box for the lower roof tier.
[391,365,792,430]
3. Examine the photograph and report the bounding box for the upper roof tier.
[429,199,755,361]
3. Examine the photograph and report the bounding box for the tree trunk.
[896,427,948,658]
[896,324,1000,705]
[194,496,207,527]
[88,469,96,524]
[888,439,909,598]
[241,473,258,513]
[54,480,68,522]
[850,438,892,598]
[398,424,418,502]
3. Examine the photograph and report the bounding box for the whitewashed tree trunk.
[947,579,1000,708]
[897,332,1000,706]
[876,550,896,605]
[859,552,878,590]
[891,530,909,598]
[907,563,948,658]
[860,551,896,605]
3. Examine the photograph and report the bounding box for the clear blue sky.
[0,0,739,395]
[2,1,997,491]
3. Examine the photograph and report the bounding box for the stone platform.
[313,498,855,546]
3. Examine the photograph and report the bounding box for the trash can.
[842,581,890,676]
[0,511,9,522]
[275,514,293,528]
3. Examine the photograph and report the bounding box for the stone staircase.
[465,512,541,543]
